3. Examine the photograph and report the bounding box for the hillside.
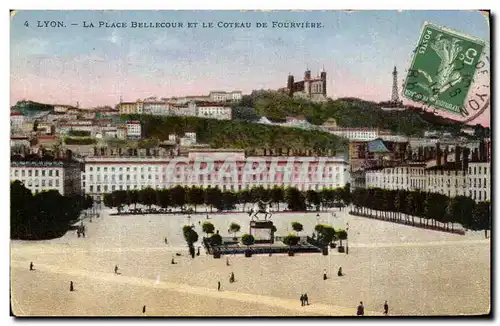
[121,115,348,155]
[237,90,465,136]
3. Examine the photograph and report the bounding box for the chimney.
[479,140,486,162]
[436,143,441,166]
[463,147,470,172]
[455,146,461,168]
[418,147,423,161]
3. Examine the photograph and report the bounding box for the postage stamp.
[402,22,488,121]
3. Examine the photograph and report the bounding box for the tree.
[238,190,252,211]
[202,222,215,236]
[285,187,306,211]
[139,187,157,208]
[291,221,303,235]
[205,187,222,212]
[341,183,351,207]
[156,189,171,209]
[127,190,140,209]
[315,224,335,245]
[229,222,241,238]
[336,229,348,247]
[306,190,321,211]
[170,186,187,210]
[241,234,255,247]
[187,186,205,212]
[210,233,223,246]
[270,186,285,211]
[11,182,84,240]
[283,234,300,246]
[182,225,199,249]
[472,201,491,236]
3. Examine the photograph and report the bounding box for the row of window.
[368,177,488,189]
[87,183,341,193]
[85,173,342,182]
[18,179,60,187]
[87,166,344,173]
[12,169,60,178]
[468,166,489,175]
[471,190,489,201]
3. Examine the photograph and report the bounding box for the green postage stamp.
[403,22,486,115]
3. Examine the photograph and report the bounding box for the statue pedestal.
[249,221,275,244]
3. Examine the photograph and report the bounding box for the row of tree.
[103,185,351,213]
[351,188,491,233]
[11,181,94,240]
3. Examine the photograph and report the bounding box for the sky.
[10,10,490,125]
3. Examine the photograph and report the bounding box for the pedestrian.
[29,262,34,271]
[218,281,221,291]
[171,258,176,265]
[323,269,327,280]
[357,301,364,316]
[304,293,309,305]
[197,247,200,256]
[114,265,119,274]
[384,301,389,315]
[142,305,146,314]
[164,237,168,244]
[300,294,305,306]
[70,281,74,292]
[338,267,343,277]
[226,257,230,266]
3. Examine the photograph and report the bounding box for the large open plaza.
[10,208,490,316]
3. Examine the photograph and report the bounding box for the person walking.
[338,267,343,277]
[357,301,364,316]
[164,237,168,244]
[384,301,389,315]
[218,281,221,291]
[323,269,327,280]
[226,257,230,266]
[142,305,146,314]
[114,265,119,274]
[300,294,305,306]
[29,262,34,271]
[70,281,74,292]
[304,293,309,305]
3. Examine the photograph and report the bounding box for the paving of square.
[10,207,490,316]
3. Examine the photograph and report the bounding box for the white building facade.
[326,127,380,141]
[126,121,142,139]
[365,163,489,201]
[10,160,82,196]
[82,153,350,199]
[467,162,491,202]
[196,104,232,120]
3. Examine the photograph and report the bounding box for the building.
[327,127,381,141]
[467,162,491,202]
[365,144,490,202]
[143,101,172,116]
[118,101,144,115]
[196,103,232,120]
[284,68,327,102]
[208,91,242,102]
[82,151,350,199]
[126,121,142,139]
[10,112,25,132]
[10,159,82,196]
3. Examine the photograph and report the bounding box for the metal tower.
[391,66,399,102]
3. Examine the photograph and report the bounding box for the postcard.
[10,10,491,317]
